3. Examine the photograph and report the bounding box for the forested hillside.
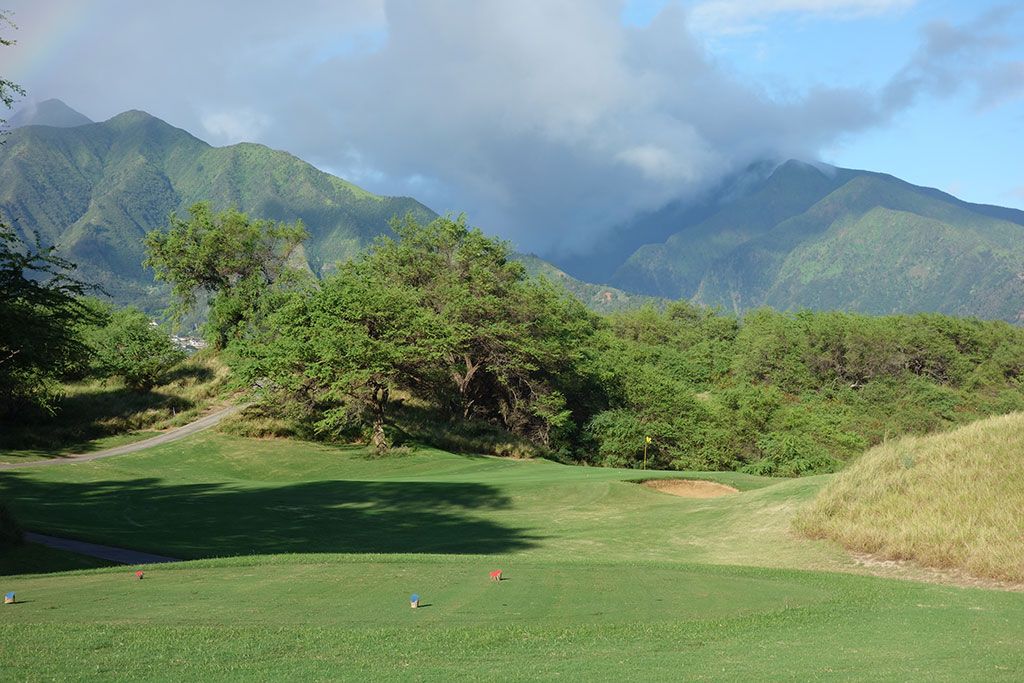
[0,107,434,311]
[564,160,1024,322]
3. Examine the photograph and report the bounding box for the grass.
[796,411,1024,582]
[0,353,230,464]
[0,543,115,576]
[0,432,1022,679]
[0,433,828,567]
[2,555,1022,680]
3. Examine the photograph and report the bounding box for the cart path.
[24,532,181,564]
[0,403,243,471]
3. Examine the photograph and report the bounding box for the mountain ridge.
[0,109,435,311]
[559,159,1024,322]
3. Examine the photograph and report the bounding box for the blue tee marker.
[3,592,14,604]
[410,593,420,608]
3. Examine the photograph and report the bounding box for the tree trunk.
[371,416,388,453]
[451,353,480,418]
[371,384,390,453]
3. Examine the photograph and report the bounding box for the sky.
[3,0,1023,256]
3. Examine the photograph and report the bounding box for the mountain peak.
[7,98,93,129]
[773,159,835,179]
[104,109,160,126]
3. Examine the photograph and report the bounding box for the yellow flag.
[645,436,652,444]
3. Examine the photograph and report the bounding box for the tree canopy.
[143,202,308,349]
[0,223,98,416]
[236,214,601,452]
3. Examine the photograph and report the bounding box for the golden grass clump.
[795,411,1024,582]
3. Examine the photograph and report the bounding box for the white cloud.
[4,0,1019,254]
[200,108,271,144]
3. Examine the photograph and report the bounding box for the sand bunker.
[641,479,738,498]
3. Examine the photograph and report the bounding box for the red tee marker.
[489,569,502,582]
[135,570,144,580]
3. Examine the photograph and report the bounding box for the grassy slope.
[797,412,1024,582]
[0,353,230,463]
[0,433,1022,679]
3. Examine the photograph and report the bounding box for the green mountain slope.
[0,110,435,311]
[0,108,637,316]
[601,160,1024,321]
[513,254,663,313]
[8,98,93,128]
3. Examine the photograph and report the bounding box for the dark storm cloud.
[4,1,1021,253]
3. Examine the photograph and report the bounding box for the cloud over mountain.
[5,1,1022,253]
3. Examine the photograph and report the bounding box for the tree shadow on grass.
[0,474,541,567]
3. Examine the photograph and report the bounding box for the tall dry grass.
[0,352,231,452]
[795,411,1024,582]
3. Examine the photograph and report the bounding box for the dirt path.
[24,532,180,565]
[0,404,243,471]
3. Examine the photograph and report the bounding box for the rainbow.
[4,3,93,93]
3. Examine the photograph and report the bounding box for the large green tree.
[0,223,97,416]
[143,202,308,349]
[238,259,450,451]
[365,214,600,446]
[236,214,601,452]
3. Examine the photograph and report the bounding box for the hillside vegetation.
[0,108,434,312]
[595,160,1024,322]
[134,209,1024,475]
[796,412,1024,582]
[584,304,1024,474]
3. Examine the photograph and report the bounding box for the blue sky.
[4,1,1023,251]
[697,1,1024,208]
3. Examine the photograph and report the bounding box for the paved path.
[24,532,181,564]
[0,404,243,471]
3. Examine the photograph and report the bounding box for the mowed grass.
[3,555,1024,680]
[797,411,1024,582]
[0,433,1022,679]
[0,433,838,569]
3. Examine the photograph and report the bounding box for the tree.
[238,259,450,451]
[0,223,98,416]
[87,306,185,391]
[235,213,601,453]
[364,214,601,445]
[143,203,308,349]
[0,13,101,417]
[0,12,26,131]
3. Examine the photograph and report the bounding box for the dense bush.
[224,213,1024,473]
[87,306,185,390]
[584,305,1024,475]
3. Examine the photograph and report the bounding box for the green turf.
[0,543,116,575]
[0,431,161,464]
[0,433,832,568]
[1,433,1021,680]
[2,556,1022,680]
